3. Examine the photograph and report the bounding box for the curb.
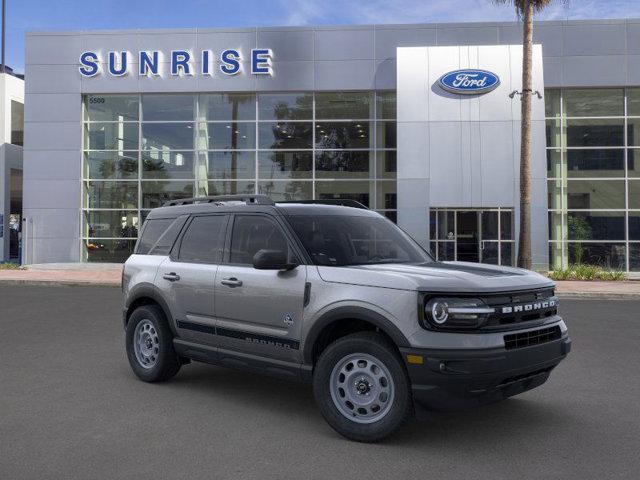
[0,280,120,288]
[556,292,640,301]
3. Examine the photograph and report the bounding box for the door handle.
[163,272,181,282]
[221,277,243,287]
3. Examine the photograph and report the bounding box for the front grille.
[482,288,558,329]
[504,326,562,350]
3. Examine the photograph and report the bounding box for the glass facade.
[81,92,397,262]
[546,88,640,272]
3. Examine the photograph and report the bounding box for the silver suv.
[122,195,570,442]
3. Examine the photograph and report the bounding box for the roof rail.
[163,194,275,207]
[276,199,369,209]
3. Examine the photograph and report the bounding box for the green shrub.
[548,264,626,281]
[0,262,21,270]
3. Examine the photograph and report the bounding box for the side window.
[178,215,227,264]
[229,215,291,265]
[136,218,174,254]
[149,215,188,256]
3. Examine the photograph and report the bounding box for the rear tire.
[313,331,413,442]
[125,305,181,382]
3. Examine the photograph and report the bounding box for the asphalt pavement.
[1,285,638,480]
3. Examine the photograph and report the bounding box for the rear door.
[214,213,307,362]
[156,214,229,347]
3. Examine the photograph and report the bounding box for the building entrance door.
[456,211,479,262]
[430,208,515,266]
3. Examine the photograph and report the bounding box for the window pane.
[376,92,396,119]
[85,122,138,150]
[629,149,640,178]
[86,181,138,209]
[501,242,514,266]
[547,179,565,210]
[566,119,624,147]
[629,213,640,240]
[376,121,396,149]
[315,181,371,208]
[142,123,194,150]
[628,118,640,147]
[258,93,312,120]
[208,180,255,196]
[630,181,640,209]
[377,180,397,210]
[437,210,455,240]
[481,211,499,240]
[179,215,227,264]
[566,149,624,177]
[628,88,640,116]
[631,244,640,271]
[141,181,193,209]
[258,151,312,180]
[544,89,560,118]
[85,239,135,263]
[197,122,255,150]
[84,210,139,238]
[567,212,625,240]
[315,151,371,179]
[142,151,195,179]
[568,242,626,270]
[315,92,372,119]
[548,212,564,241]
[259,122,312,149]
[142,94,194,121]
[200,151,255,179]
[438,242,455,261]
[229,215,289,264]
[85,152,138,179]
[547,149,562,178]
[199,93,255,121]
[377,151,397,179]
[482,241,499,265]
[546,119,562,148]
[500,211,513,240]
[315,122,371,149]
[563,89,623,117]
[567,180,625,209]
[258,180,312,201]
[86,95,139,122]
[383,211,397,223]
[137,217,174,254]
[10,100,23,146]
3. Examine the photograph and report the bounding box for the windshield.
[287,215,433,266]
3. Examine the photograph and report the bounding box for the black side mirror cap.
[252,249,298,270]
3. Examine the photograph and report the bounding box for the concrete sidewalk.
[0,264,639,299]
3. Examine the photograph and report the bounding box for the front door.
[214,214,307,362]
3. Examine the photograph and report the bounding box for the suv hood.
[316,261,553,293]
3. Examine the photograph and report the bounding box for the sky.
[6,0,640,73]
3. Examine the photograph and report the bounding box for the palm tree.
[493,0,555,270]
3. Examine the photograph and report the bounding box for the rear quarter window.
[136,216,186,255]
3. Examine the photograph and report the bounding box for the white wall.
[397,45,548,269]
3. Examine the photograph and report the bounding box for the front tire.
[313,332,413,442]
[125,305,181,382]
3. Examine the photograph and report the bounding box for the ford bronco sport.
[122,195,570,442]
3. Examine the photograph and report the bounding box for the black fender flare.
[302,306,411,364]
[124,283,177,336]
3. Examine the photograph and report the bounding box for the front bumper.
[400,334,571,411]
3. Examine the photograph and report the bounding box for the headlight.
[424,297,495,329]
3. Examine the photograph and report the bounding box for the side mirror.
[252,249,298,271]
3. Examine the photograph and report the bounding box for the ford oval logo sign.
[439,69,500,95]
